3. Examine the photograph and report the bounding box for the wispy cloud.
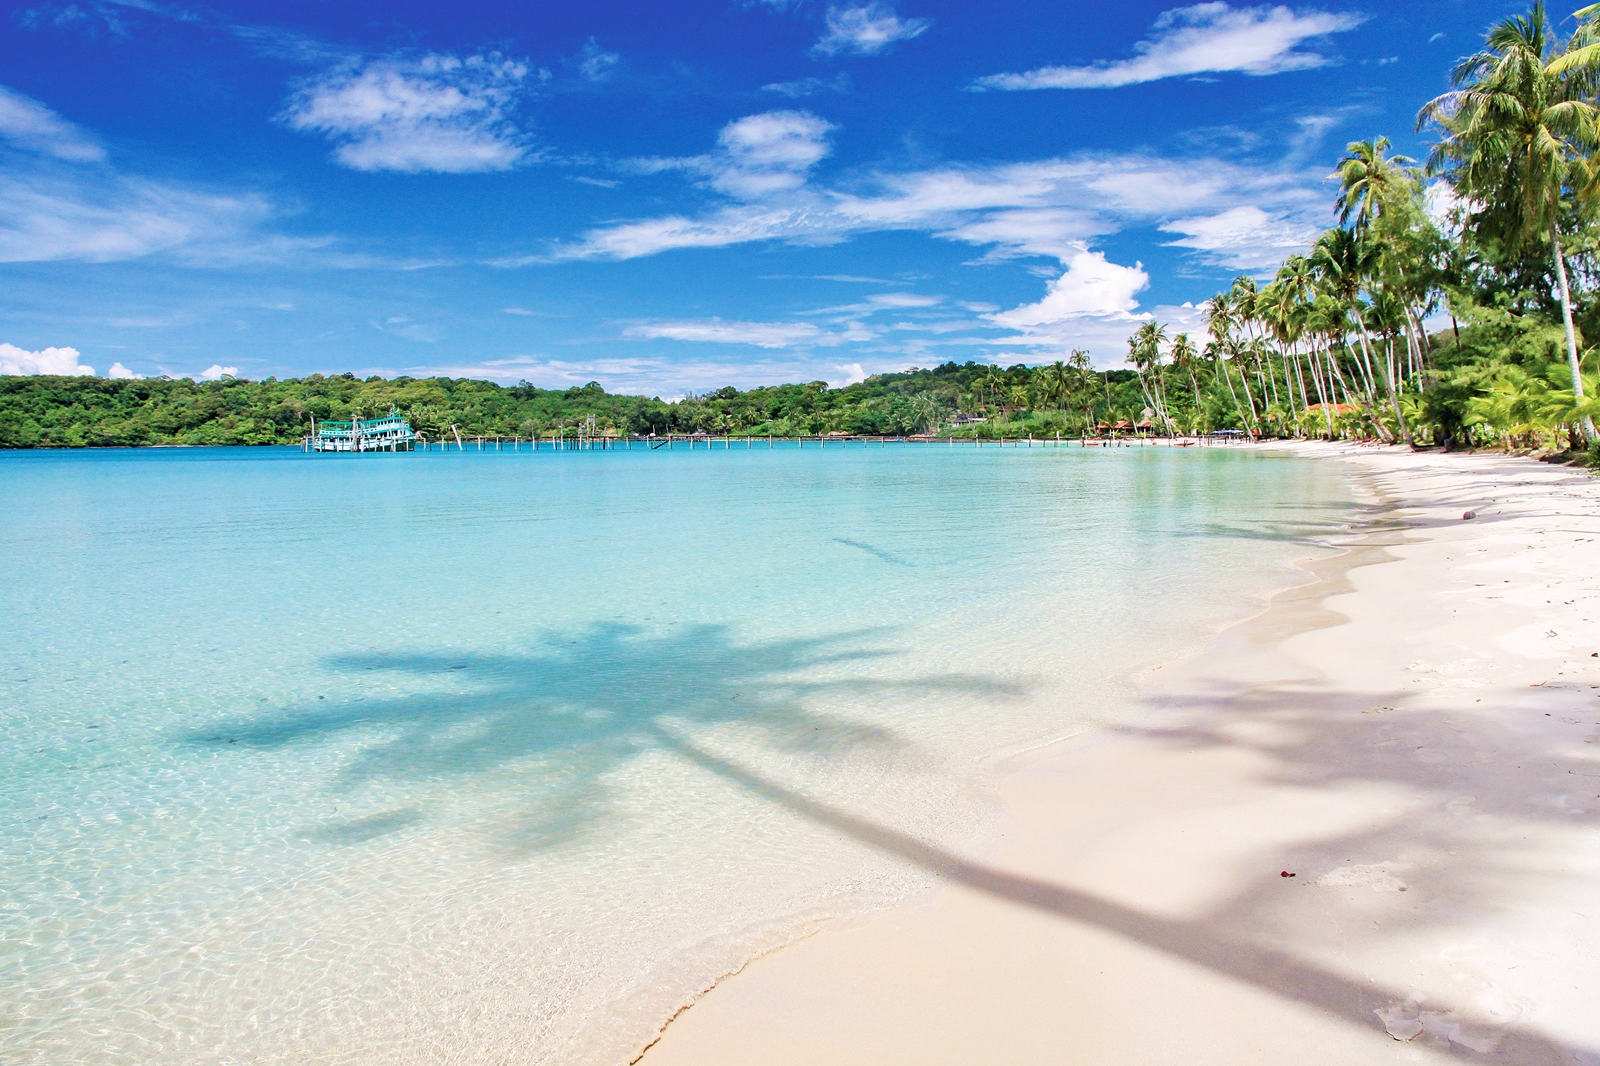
[281,52,533,173]
[0,167,296,264]
[0,341,95,376]
[971,3,1365,91]
[550,143,1323,270]
[0,85,105,161]
[577,38,620,82]
[0,82,335,266]
[624,319,827,348]
[372,316,440,342]
[1159,204,1318,270]
[630,110,835,201]
[813,3,931,57]
[762,74,852,98]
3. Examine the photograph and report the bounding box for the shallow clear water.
[1,443,1349,1064]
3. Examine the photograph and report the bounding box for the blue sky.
[0,0,1522,393]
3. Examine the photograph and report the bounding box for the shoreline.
[639,443,1600,1065]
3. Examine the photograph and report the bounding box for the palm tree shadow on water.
[187,621,1594,1063]
[190,620,1022,852]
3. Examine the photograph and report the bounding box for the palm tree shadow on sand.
[190,621,1021,851]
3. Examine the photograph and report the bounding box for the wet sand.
[639,443,1600,1065]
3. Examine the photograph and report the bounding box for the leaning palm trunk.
[1235,359,1260,427]
[1552,226,1598,443]
[1326,346,1357,407]
[1216,359,1251,430]
[1349,318,1382,406]
[1304,349,1333,437]
[1350,327,1393,442]
[1135,372,1157,424]
[1378,333,1413,445]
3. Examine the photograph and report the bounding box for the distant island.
[0,362,1152,448]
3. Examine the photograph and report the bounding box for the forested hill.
[0,362,1148,448]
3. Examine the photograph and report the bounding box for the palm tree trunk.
[1551,226,1597,442]
[1348,322,1392,441]
[1304,349,1333,438]
[1236,357,1260,429]
[1216,357,1249,430]
[1379,333,1412,446]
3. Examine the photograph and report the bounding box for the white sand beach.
[641,444,1600,1065]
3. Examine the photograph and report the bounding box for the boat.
[305,408,418,452]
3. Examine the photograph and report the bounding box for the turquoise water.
[1,444,1349,1064]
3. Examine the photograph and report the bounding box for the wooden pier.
[400,432,1251,453]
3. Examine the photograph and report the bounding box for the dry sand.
[640,443,1600,1066]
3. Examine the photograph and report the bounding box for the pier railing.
[390,432,1255,453]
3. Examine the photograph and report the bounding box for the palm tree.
[1169,333,1202,415]
[1330,140,1423,443]
[981,364,1004,411]
[1127,321,1171,431]
[1311,224,1400,440]
[1036,360,1068,418]
[1418,2,1600,440]
[1332,137,1415,230]
[1203,295,1253,431]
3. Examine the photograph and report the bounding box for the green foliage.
[0,363,1160,449]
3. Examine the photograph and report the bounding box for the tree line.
[0,364,1154,448]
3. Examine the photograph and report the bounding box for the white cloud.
[578,38,620,82]
[714,110,833,197]
[108,361,141,379]
[0,89,312,266]
[0,170,289,264]
[866,292,941,308]
[972,3,1365,91]
[373,317,439,342]
[1160,204,1318,269]
[813,3,931,56]
[937,207,1110,261]
[555,149,1322,266]
[831,362,868,387]
[282,52,532,173]
[0,85,105,162]
[0,342,95,376]
[625,319,824,348]
[989,249,1148,328]
[625,110,835,204]
[197,364,239,381]
[762,74,851,97]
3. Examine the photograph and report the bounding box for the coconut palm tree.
[1311,225,1398,438]
[1127,321,1171,431]
[1332,137,1415,231]
[1169,333,1202,415]
[1418,1,1600,440]
[1203,295,1253,431]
